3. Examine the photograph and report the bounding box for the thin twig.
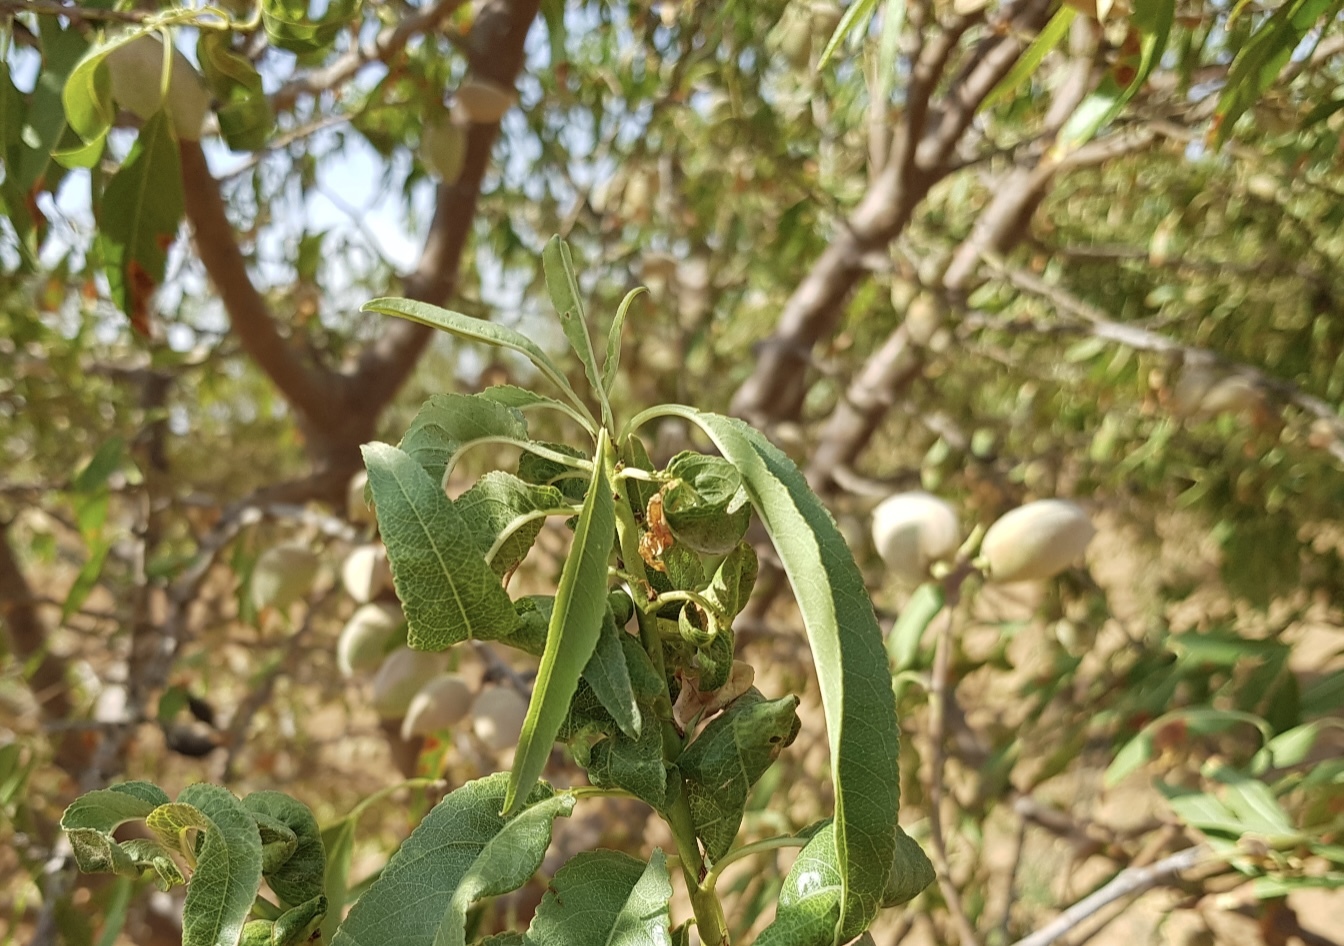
[1006,846,1210,946]
[926,598,982,946]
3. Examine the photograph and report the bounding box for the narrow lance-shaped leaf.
[651,408,901,940]
[525,849,673,946]
[362,298,595,430]
[96,108,185,335]
[362,442,517,650]
[504,431,616,815]
[542,235,610,429]
[330,774,573,946]
[602,287,646,394]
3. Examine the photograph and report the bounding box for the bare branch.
[347,0,542,409]
[180,142,338,425]
[1007,846,1211,946]
[730,0,1054,425]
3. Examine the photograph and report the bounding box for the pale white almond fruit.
[455,78,515,123]
[400,673,474,740]
[341,544,392,603]
[370,647,448,719]
[337,602,403,677]
[105,34,209,140]
[981,499,1094,583]
[420,115,467,183]
[251,544,320,610]
[346,471,374,525]
[471,686,529,752]
[871,491,960,582]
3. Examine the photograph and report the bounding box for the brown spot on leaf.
[126,259,157,337]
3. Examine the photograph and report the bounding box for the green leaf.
[704,542,759,624]
[887,583,944,671]
[318,819,355,945]
[398,393,530,489]
[505,433,615,815]
[648,408,901,936]
[661,452,752,555]
[478,385,594,431]
[753,823,844,946]
[582,605,641,739]
[818,0,881,69]
[678,688,801,860]
[262,0,363,55]
[602,287,646,393]
[330,774,573,946]
[361,442,517,650]
[1059,0,1174,149]
[59,41,115,160]
[456,471,568,578]
[525,849,672,945]
[243,792,326,907]
[61,783,168,877]
[586,700,670,811]
[517,441,592,502]
[1215,0,1344,145]
[984,6,1075,110]
[96,109,185,330]
[197,32,274,151]
[362,298,595,429]
[542,235,608,428]
[167,784,264,946]
[882,827,935,907]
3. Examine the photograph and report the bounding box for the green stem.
[666,794,731,946]
[703,835,809,887]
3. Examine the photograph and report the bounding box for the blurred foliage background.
[3,0,1344,943]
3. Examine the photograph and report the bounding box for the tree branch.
[347,0,542,410]
[729,0,1053,425]
[179,142,338,425]
[1007,846,1210,946]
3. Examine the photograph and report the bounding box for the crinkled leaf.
[525,849,672,946]
[587,718,669,811]
[678,688,801,861]
[96,109,185,334]
[362,298,591,426]
[505,438,615,815]
[262,0,363,54]
[509,595,553,657]
[398,393,529,489]
[582,606,641,738]
[663,408,901,935]
[456,471,568,578]
[119,839,185,889]
[166,784,264,946]
[361,442,516,650]
[661,453,751,555]
[518,441,591,502]
[330,774,572,946]
[694,626,734,692]
[243,792,326,907]
[705,542,758,624]
[197,32,273,150]
[61,784,166,877]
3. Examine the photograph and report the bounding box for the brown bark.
[0,522,83,777]
[729,0,1054,426]
[180,0,541,501]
